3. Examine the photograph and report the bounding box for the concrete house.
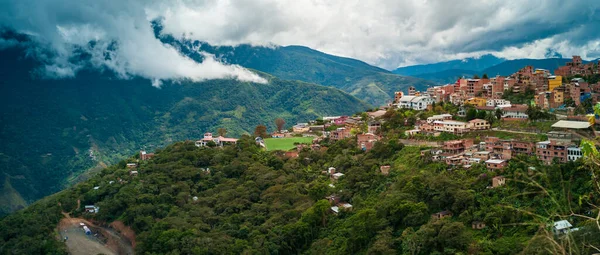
[492,176,506,187]
[472,221,486,230]
[432,211,453,220]
[380,165,391,175]
[140,151,155,161]
[553,220,573,235]
[485,159,507,170]
[195,133,238,147]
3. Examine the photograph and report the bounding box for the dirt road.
[58,217,117,255]
[57,211,134,255]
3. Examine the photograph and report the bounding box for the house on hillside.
[485,159,507,170]
[293,123,310,133]
[380,165,391,175]
[432,211,453,220]
[427,114,453,123]
[272,133,285,138]
[492,176,506,188]
[472,221,486,230]
[468,119,490,130]
[553,220,574,235]
[140,151,155,161]
[331,203,353,215]
[357,133,379,151]
[501,105,528,119]
[195,133,238,147]
[126,163,137,168]
[398,96,435,110]
[330,128,352,141]
[84,205,100,213]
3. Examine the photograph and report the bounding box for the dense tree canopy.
[1,133,599,254]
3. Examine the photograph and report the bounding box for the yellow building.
[553,91,564,105]
[465,97,487,107]
[548,75,562,91]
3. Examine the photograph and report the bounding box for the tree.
[275,118,286,132]
[473,74,480,79]
[466,108,477,121]
[217,128,227,137]
[485,112,496,125]
[254,125,268,138]
[495,108,503,121]
[482,73,489,79]
[476,110,486,120]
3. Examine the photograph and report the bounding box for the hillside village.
[5,58,600,255]
[179,58,600,220]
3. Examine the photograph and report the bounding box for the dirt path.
[58,217,117,255]
[57,205,134,255]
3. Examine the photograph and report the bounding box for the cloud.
[0,0,599,72]
[0,0,266,85]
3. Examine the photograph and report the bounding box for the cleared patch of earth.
[57,211,134,255]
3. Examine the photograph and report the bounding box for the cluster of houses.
[405,114,491,136]
[421,128,585,171]
[286,115,384,152]
[394,56,600,112]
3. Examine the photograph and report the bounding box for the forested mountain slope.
[152,21,436,106]
[0,45,369,215]
[1,134,598,254]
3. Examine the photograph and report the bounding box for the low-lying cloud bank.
[0,0,266,86]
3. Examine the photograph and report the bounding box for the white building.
[567,146,583,161]
[195,133,238,147]
[433,120,469,134]
[501,105,528,119]
[486,99,511,107]
[553,220,573,235]
[427,114,453,123]
[398,96,435,110]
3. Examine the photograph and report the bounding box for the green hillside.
[1,136,598,254]
[153,22,436,106]
[0,46,370,215]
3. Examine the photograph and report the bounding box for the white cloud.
[0,0,266,85]
[1,0,599,72]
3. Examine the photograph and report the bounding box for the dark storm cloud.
[0,0,598,71]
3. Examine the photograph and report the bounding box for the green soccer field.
[264,137,315,151]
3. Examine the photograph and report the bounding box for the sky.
[1,0,599,83]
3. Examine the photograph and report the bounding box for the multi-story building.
[548,75,562,91]
[443,139,474,155]
[468,119,490,130]
[501,105,528,119]
[536,140,569,164]
[357,133,379,151]
[486,99,511,107]
[465,97,487,107]
[433,120,470,134]
[486,159,507,170]
[427,114,453,123]
[330,128,352,141]
[398,96,435,110]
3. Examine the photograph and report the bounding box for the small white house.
[84,205,99,213]
[567,146,583,161]
[398,96,435,110]
[553,220,573,235]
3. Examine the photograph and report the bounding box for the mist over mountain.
[151,20,435,106]
[0,37,370,215]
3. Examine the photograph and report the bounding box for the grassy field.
[264,137,315,151]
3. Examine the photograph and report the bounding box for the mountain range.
[153,21,436,106]
[0,42,372,215]
[395,55,600,84]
